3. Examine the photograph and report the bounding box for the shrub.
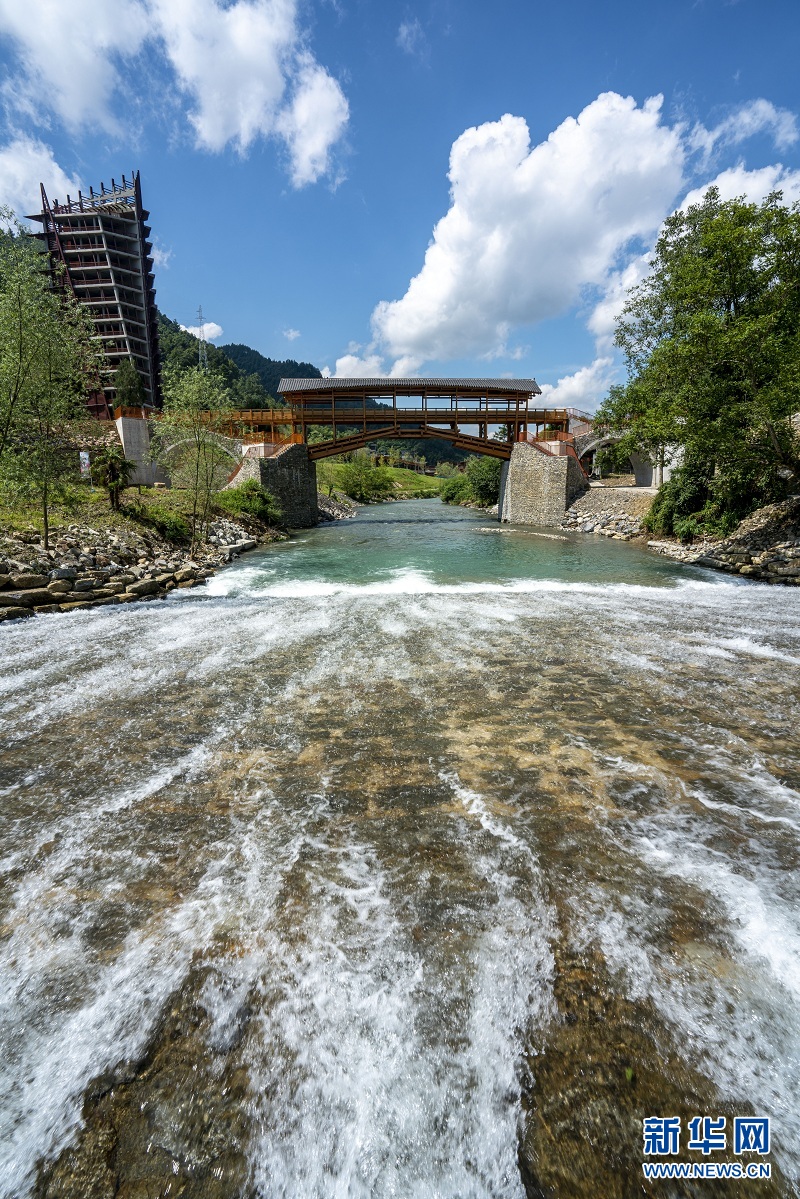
[215,479,282,525]
[125,500,190,542]
[337,456,393,502]
[440,474,473,504]
[465,456,503,506]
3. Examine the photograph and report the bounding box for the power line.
[197,304,209,370]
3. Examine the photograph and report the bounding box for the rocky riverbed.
[0,516,287,622]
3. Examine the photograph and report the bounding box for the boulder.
[126,578,161,597]
[0,606,32,620]
[3,588,58,607]
[10,573,49,589]
[47,581,73,595]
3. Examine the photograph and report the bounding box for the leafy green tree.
[315,459,339,496]
[153,368,239,549]
[215,478,282,525]
[113,358,147,409]
[337,452,393,502]
[440,474,473,504]
[595,188,800,531]
[0,207,98,546]
[465,455,503,505]
[91,445,137,510]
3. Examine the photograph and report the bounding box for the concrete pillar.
[114,415,170,486]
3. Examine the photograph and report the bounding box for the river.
[1,501,799,1197]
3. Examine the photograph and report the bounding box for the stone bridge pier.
[499,442,589,526]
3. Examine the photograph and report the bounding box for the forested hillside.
[156,313,282,408]
[219,343,321,400]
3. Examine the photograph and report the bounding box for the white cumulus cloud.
[283,327,301,340]
[371,93,685,365]
[181,321,224,342]
[690,99,799,163]
[538,357,617,413]
[0,0,348,186]
[0,136,81,218]
[276,55,349,186]
[681,162,800,209]
[0,0,149,134]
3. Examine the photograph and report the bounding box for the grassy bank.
[323,464,443,500]
[0,482,278,545]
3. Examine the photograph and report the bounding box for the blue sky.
[1,0,798,409]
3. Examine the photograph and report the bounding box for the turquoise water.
[1,501,798,1197]
[208,499,694,592]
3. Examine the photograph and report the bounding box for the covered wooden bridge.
[226,377,571,460]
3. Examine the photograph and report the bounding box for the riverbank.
[688,494,800,583]
[563,486,800,583]
[0,508,287,622]
[561,484,655,541]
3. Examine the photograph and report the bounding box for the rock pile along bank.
[317,492,357,520]
[690,495,800,584]
[0,517,285,623]
[561,486,653,541]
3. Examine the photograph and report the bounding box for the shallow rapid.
[1,502,798,1197]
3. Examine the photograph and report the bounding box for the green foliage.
[228,371,280,410]
[215,479,282,526]
[593,444,631,478]
[440,474,473,504]
[596,187,800,531]
[434,461,459,477]
[0,206,99,546]
[91,445,137,510]
[642,456,741,538]
[153,367,239,548]
[307,425,335,444]
[439,456,503,506]
[465,456,503,506]
[124,499,190,542]
[337,453,393,502]
[113,359,147,408]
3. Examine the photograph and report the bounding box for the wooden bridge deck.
[228,377,570,459]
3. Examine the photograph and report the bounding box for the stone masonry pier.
[499,442,588,526]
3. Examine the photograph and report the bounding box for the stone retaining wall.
[232,444,318,528]
[499,443,588,526]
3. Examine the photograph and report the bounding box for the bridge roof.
[278,376,542,396]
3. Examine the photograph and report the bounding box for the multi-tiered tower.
[29,171,160,418]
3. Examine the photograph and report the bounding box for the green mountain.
[219,344,321,400]
[156,313,280,409]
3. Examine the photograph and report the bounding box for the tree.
[0,207,99,546]
[152,368,239,549]
[113,358,147,409]
[595,188,800,532]
[465,455,503,505]
[337,452,393,502]
[91,445,137,510]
